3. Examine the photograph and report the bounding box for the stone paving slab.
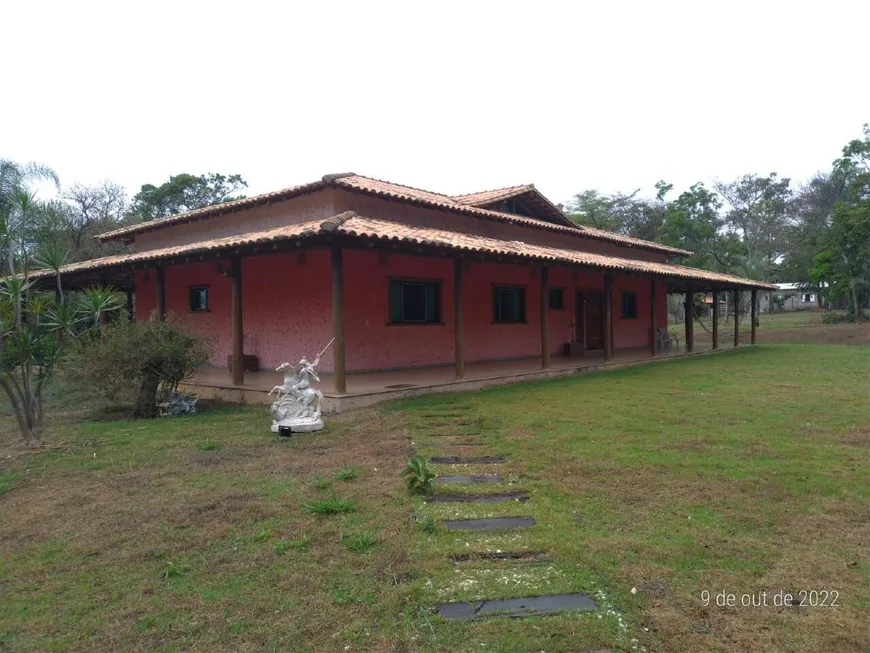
[430,456,506,464]
[436,592,596,620]
[442,516,536,531]
[426,491,529,503]
[448,550,550,562]
[435,475,503,484]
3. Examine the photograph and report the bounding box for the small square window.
[493,286,526,323]
[189,287,208,312]
[548,288,564,310]
[621,292,637,319]
[389,280,441,323]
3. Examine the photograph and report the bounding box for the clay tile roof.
[327,174,690,257]
[96,171,691,257]
[451,184,535,206]
[42,212,773,290]
[96,179,326,242]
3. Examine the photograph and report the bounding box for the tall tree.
[566,187,665,241]
[129,172,248,221]
[0,160,59,275]
[811,125,870,319]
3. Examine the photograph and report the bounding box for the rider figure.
[292,353,321,418]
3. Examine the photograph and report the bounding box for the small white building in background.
[760,283,820,313]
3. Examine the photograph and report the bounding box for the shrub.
[821,310,847,324]
[401,456,436,495]
[68,316,211,418]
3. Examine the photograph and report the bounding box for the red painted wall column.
[454,258,465,380]
[685,284,694,353]
[332,247,347,394]
[155,266,165,322]
[231,256,244,386]
[540,265,550,369]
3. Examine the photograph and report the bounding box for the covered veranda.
[32,212,770,412]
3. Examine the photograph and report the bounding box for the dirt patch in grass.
[839,426,870,448]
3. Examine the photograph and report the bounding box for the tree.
[566,187,666,241]
[129,173,248,221]
[0,160,59,277]
[781,173,848,289]
[811,125,870,320]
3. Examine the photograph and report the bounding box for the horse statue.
[268,339,333,432]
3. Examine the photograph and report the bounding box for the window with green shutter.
[388,280,441,324]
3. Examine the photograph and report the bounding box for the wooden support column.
[733,289,740,348]
[711,289,720,350]
[126,288,134,322]
[603,272,613,362]
[454,258,465,380]
[540,265,550,369]
[230,256,244,386]
[751,289,758,345]
[685,284,694,353]
[155,266,165,322]
[331,247,346,394]
[649,277,658,357]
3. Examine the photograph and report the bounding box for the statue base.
[270,417,324,435]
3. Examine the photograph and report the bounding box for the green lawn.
[1,339,869,651]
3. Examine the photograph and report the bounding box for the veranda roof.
[96,173,691,257]
[38,212,774,291]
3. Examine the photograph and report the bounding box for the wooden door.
[583,291,604,350]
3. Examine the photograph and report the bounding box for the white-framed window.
[802,293,814,303]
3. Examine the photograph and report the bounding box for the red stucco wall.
[135,251,669,374]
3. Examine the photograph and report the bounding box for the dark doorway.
[576,291,604,350]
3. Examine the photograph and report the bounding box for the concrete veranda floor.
[183,342,739,412]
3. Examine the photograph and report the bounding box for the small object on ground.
[430,456,505,464]
[160,392,199,416]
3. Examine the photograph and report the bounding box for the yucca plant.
[400,456,436,495]
[0,276,118,446]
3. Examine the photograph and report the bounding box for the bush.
[821,311,846,324]
[69,317,211,418]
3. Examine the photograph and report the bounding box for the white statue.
[269,339,332,434]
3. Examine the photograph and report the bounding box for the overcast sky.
[4,1,869,206]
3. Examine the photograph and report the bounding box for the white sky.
[4,0,869,206]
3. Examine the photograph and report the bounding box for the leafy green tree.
[129,172,248,221]
[810,125,870,319]
[566,188,665,241]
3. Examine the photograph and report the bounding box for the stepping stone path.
[443,516,536,531]
[427,491,529,503]
[435,474,503,484]
[436,593,597,621]
[429,456,505,464]
[410,404,600,631]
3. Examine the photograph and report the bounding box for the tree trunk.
[134,375,161,418]
[851,282,861,322]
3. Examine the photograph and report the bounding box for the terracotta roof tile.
[329,174,690,256]
[97,172,691,258]
[450,185,535,206]
[42,212,773,290]
[96,180,326,242]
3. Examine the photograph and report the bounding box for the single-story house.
[760,283,820,312]
[35,173,774,409]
